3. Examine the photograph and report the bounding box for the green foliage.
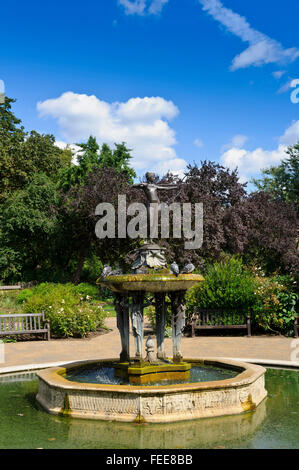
[59,138,136,192]
[0,97,297,289]
[252,142,299,214]
[80,255,103,283]
[99,142,136,183]
[186,258,298,335]
[252,274,298,336]
[73,282,99,298]
[0,290,23,314]
[0,174,60,282]
[186,256,256,322]
[0,98,70,197]
[18,283,107,337]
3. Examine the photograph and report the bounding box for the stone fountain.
[100,242,204,384]
[36,172,267,423]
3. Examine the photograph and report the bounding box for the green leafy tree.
[58,136,100,191]
[59,166,136,284]
[59,137,136,192]
[0,97,26,197]
[99,142,136,183]
[0,97,71,198]
[0,97,25,142]
[252,143,299,213]
[0,174,60,282]
[60,136,136,192]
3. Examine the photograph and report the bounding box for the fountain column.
[155,293,167,360]
[113,293,130,362]
[130,292,146,360]
[170,290,186,363]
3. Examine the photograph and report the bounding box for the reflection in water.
[0,372,37,383]
[66,399,267,449]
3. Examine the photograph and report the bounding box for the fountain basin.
[97,273,204,293]
[36,358,267,423]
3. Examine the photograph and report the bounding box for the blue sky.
[1,0,299,185]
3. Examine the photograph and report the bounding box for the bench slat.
[0,313,45,318]
[191,308,251,337]
[0,312,50,340]
[195,325,247,329]
[0,329,48,335]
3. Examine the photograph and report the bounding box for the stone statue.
[132,244,167,272]
[130,293,152,360]
[145,336,156,364]
[154,293,168,360]
[113,293,130,362]
[170,290,186,363]
[133,172,177,241]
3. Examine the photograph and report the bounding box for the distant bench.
[0,313,50,341]
[191,308,251,337]
[0,285,22,291]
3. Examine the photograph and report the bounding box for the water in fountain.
[64,363,238,386]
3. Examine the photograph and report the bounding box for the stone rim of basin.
[97,273,204,293]
[37,357,266,393]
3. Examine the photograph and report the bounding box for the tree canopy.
[0,97,298,283]
[0,97,71,199]
[252,142,299,214]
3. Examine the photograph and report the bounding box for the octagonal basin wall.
[36,358,267,423]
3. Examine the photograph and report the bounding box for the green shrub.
[73,283,99,298]
[252,275,298,336]
[185,258,298,335]
[186,256,256,323]
[80,255,103,283]
[18,282,107,337]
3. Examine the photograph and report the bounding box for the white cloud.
[148,0,169,14]
[277,78,295,94]
[279,120,299,146]
[118,0,146,15]
[221,134,248,152]
[117,96,178,121]
[37,91,185,175]
[194,138,204,148]
[118,0,168,15]
[153,157,187,177]
[199,0,299,70]
[272,70,286,80]
[221,121,299,182]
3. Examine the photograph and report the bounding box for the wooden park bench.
[295,317,299,338]
[0,285,22,291]
[191,308,251,337]
[0,312,50,341]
